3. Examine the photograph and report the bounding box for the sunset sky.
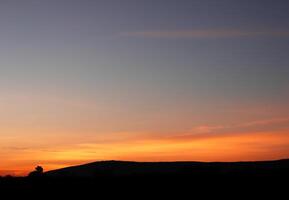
[1,0,289,176]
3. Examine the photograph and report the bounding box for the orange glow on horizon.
[1,130,289,176]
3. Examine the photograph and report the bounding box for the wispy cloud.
[241,118,289,127]
[193,125,225,134]
[192,117,289,134]
[121,29,289,38]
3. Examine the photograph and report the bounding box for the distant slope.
[45,159,289,178]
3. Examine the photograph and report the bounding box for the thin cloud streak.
[242,118,289,127]
[121,29,289,38]
[192,117,289,134]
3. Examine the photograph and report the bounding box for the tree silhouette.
[35,166,44,173]
[28,166,44,178]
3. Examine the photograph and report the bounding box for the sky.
[1,0,289,176]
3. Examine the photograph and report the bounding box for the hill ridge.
[44,158,289,178]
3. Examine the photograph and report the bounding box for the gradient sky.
[1,0,289,175]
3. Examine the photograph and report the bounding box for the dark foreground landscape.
[1,159,289,197]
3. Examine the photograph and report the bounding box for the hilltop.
[1,159,288,197]
[45,159,289,178]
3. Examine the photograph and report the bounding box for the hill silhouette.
[45,159,289,178]
[1,159,289,198]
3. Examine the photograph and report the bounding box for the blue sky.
[0,0,289,131]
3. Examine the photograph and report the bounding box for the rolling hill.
[2,159,289,197]
[45,159,289,178]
